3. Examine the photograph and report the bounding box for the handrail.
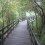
[0,20,18,31]
[31,30,40,45]
[27,20,40,45]
[0,19,19,45]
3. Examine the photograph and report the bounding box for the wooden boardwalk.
[3,20,31,45]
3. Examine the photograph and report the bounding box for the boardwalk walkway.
[3,20,31,45]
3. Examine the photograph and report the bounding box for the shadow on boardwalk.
[3,20,31,45]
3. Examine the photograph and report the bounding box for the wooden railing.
[27,19,40,45]
[0,19,19,45]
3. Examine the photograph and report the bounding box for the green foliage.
[0,18,3,27]
[0,0,45,45]
[42,35,45,41]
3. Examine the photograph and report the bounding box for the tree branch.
[34,0,44,16]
